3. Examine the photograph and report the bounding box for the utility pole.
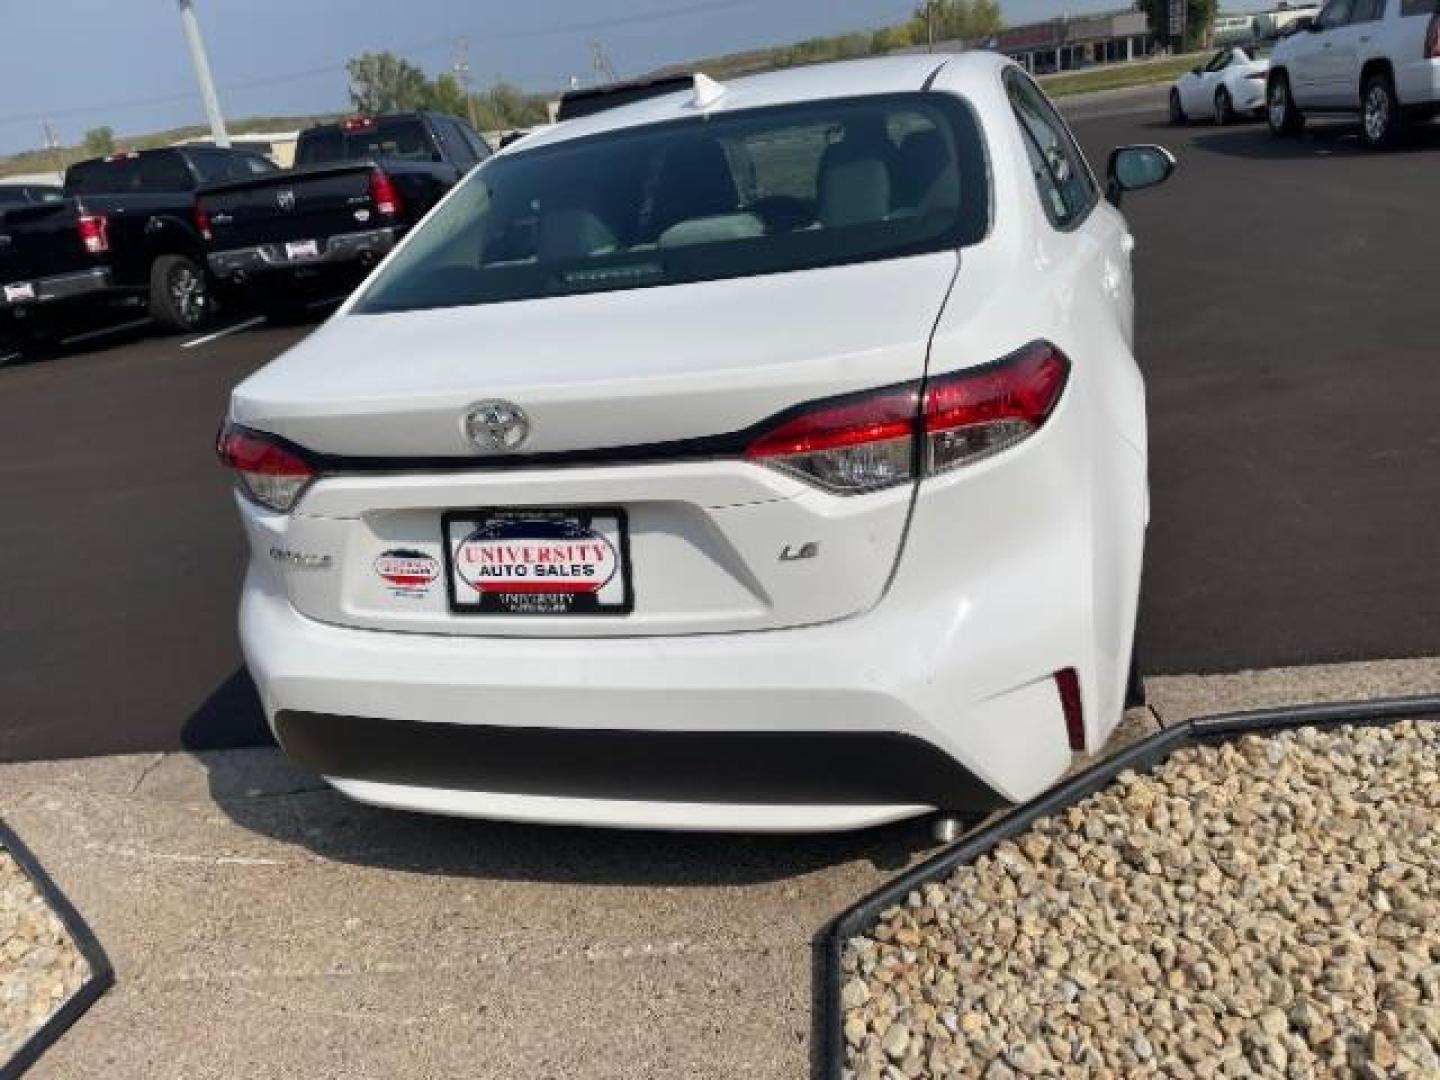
[41,121,65,178]
[453,38,482,132]
[589,40,619,85]
[176,0,230,147]
[927,1,937,51]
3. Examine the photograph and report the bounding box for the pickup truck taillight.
[193,201,212,241]
[368,169,401,217]
[1426,11,1439,59]
[77,214,109,255]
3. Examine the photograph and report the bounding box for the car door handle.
[1360,34,1370,41]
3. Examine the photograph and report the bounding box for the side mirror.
[1191,65,1203,75]
[1306,17,1324,30]
[1105,145,1177,207]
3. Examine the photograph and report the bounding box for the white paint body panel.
[230,53,1152,831]
[1274,2,1440,111]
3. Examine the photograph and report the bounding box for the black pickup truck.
[199,112,491,316]
[0,146,277,348]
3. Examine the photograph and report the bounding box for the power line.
[0,0,763,132]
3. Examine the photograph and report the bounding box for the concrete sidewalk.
[4,658,1437,1079]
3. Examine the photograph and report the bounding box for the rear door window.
[137,152,195,192]
[1005,71,1097,230]
[296,118,437,165]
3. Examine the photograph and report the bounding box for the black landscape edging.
[819,693,1440,1080]
[0,819,114,1080]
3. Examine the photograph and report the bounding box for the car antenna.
[689,73,727,110]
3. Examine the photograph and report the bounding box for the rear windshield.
[296,118,436,166]
[356,93,988,314]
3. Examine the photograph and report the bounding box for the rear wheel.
[148,254,210,332]
[1215,86,1235,126]
[1267,73,1305,136]
[1361,72,1402,148]
[1169,88,1188,125]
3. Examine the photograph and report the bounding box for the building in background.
[172,130,300,167]
[987,10,1155,74]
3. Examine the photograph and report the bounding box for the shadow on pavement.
[1177,119,1440,159]
[181,667,275,752]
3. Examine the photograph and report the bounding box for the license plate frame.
[285,239,320,261]
[441,507,634,616]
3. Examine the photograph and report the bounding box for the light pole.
[177,0,230,147]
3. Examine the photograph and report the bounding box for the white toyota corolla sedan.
[220,53,1174,832]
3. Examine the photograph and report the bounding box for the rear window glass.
[296,119,436,165]
[66,158,140,195]
[357,93,987,314]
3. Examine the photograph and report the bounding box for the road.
[1,99,1436,762]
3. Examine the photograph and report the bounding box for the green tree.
[423,72,470,119]
[82,126,115,158]
[472,82,549,132]
[911,0,1003,45]
[1136,0,1216,49]
[346,51,431,113]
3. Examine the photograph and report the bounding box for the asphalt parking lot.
[0,92,1437,763]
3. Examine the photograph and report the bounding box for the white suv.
[1267,0,1440,146]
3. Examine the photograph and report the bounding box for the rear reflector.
[216,421,317,513]
[744,341,1069,494]
[77,214,109,255]
[1055,667,1084,751]
[193,201,212,241]
[369,168,401,217]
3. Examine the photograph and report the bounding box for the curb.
[0,820,114,1080]
[818,693,1440,1080]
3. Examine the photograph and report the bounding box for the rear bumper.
[0,267,113,311]
[208,227,397,279]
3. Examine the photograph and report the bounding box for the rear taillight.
[216,421,317,513]
[193,201,212,241]
[744,341,1070,494]
[368,168,401,217]
[1426,12,1439,59]
[744,386,919,493]
[77,214,109,255]
[922,340,1069,476]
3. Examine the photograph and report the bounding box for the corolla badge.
[462,400,529,454]
[276,189,296,212]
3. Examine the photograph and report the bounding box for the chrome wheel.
[1267,81,1288,131]
[169,263,206,327]
[1363,83,1390,145]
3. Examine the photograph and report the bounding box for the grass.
[1039,52,1207,98]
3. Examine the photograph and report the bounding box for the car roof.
[511,51,1012,154]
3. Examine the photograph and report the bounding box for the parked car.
[218,54,1174,832]
[198,112,491,319]
[0,146,276,348]
[0,183,64,209]
[1170,45,1274,123]
[1267,0,1440,146]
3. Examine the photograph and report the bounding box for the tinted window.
[1005,72,1097,229]
[1204,50,1232,72]
[357,93,987,314]
[66,157,141,195]
[1315,0,1354,28]
[1352,0,1385,19]
[137,152,194,192]
[296,118,437,165]
[436,117,476,167]
[1400,0,1433,15]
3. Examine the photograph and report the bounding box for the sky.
[0,0,1125,155]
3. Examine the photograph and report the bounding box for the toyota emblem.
[462,401,530,454]
[276,189,296,212]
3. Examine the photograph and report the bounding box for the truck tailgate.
[0,202,90,286]
[199,164,378,251]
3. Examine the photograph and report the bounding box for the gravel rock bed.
[1,846,90,1063]
[840,720,1440,1079]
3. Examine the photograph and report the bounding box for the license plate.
[285,239,319,260]
[3,282,35,303]
[443,508,633,616]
